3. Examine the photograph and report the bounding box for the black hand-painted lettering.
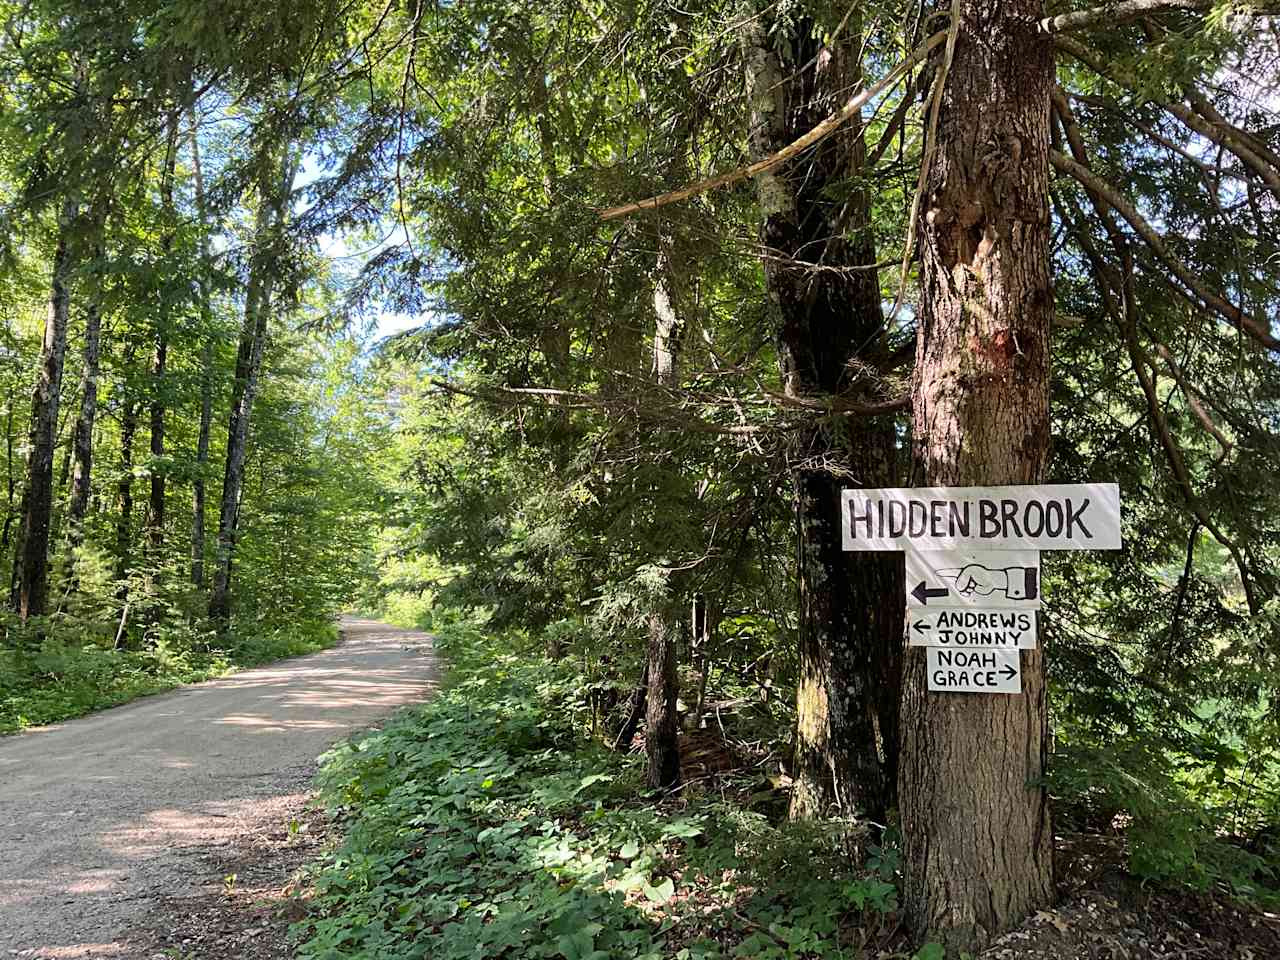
[1066,497,1093,539]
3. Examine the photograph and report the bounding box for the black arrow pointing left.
[911,581,949,605]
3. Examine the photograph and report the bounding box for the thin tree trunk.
[11,200,77,625]
[643,256,685,791]
[115,340,138,587]
[208,152,294,624]
[146,115,180,561]
[66,298,102,549]
[742,10,903,822]
[189,114,213,588]
[899,0,1055,949]
[613,663,648,752]
[691,594,715,727]
[191,339,213,588]
[2,384,15,548]
[66,211,105,565]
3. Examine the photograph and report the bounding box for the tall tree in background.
[209,146,295,624]
[643,249,687,791]
[741,7,904,821]
[146,112,181,561]
[11,201,77,624]
[65,215,104,554]
[188,114,214,589]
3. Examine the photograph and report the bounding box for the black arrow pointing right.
[911,581,949,605]
[1001,662,1017,680]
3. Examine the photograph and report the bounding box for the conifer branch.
[1116,256,1260,614]
[1050,149,1280,351]
[1055,35,1280,201]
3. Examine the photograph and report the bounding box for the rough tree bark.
[11,201,78,625]
[208,152,293,624]
[742,10,904,821]
[644,606,681,789]
[899,0,1055,949]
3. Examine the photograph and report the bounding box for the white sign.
[906,549,1040,609]
[909,609,1036,648]
[927,647,1021,693]
[842,483,1121,552]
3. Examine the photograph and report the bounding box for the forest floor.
[17,618,1273,960]
[0,617,440,959]
[276,621,1279,960]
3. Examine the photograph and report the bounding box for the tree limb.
[1115,253,1261,615]
[1043,0,1224,33]
[598,30,948,221]
[1055,35,1280,201]
[427,378,908,436]
[1153,343,1234,466]
[1050,149,1280,351]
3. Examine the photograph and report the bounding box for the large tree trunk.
[11,201,77,624]
[742,10,903,821]
[208,153,293,624]
[899,0,1055,950]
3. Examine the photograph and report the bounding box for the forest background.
[1,0,1278,956]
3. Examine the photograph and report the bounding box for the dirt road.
[0,618,440,958]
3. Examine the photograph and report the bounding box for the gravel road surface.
[0,617,440,958]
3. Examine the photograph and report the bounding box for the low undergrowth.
[296,623,937,960]
[0,617,337,734]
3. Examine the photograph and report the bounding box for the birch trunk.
[66,296,102,548]
[208,153,293,624]
[899,0,1055,948]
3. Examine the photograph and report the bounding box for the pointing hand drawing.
[934,563,1038,600]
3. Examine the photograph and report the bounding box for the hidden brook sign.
[843,483,1121,695]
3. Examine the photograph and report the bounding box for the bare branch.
[598,30,948,221]
[761,388,910,415]
[427,378,908,437]
[1041,0,1276,34]
[1153,343,1234,465]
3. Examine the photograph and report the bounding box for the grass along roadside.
[294,621,934,960]
[0,618,338,734]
